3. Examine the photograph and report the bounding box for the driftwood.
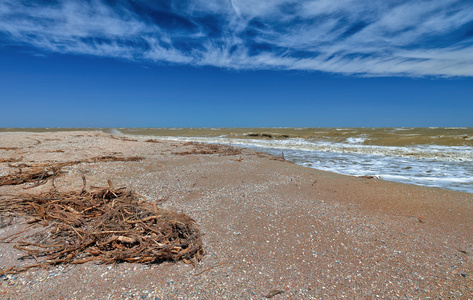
[0,181,204,274]
[263,289,286,298]
[0,164,61,187]
[0,156,143,186]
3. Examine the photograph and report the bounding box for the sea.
[2,127,472,194]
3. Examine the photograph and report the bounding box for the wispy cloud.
[1,0,472,76]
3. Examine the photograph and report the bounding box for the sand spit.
[0,131,472,299]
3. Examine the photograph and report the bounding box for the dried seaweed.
[1,156,144,187]
[0,157,23,163]
[0,181,204,274]
[0,165,61,187]
[174,142,241,156]
[0,147,20,151]
[145,139,161,143]
[88,156,143,163]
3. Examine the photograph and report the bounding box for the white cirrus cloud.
[1,0,473,77]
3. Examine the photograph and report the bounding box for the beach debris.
[49,149,65,153]
[0,180,204,274]
[86,155,143,163]
[358,175,379,179]
[0,157,23,163]
[145,139,161,143]
[245,133,290,139]
[269,155,286,162]
[194,262,226,276]
[263,289,286,298]
[0,164,62,187]
[0,156,143,187]
[0,147,20,151]
[173,142,241,156]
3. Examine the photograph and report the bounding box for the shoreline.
[1,131,472,299]
[1,127,472,194]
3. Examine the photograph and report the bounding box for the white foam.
[380,175,473,184]
[158,136,473,162]
[344,136,367,144]
[109,128,123,135]
[129,134,473,193]
[392,128,413,131]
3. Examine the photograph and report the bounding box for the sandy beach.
[0,131,472,299]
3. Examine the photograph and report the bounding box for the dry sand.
[0,131,472,299]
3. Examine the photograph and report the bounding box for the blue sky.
[1,0,473,127]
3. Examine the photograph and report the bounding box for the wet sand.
[0,131,472,299]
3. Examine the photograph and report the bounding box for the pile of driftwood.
[0,180,204,274]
